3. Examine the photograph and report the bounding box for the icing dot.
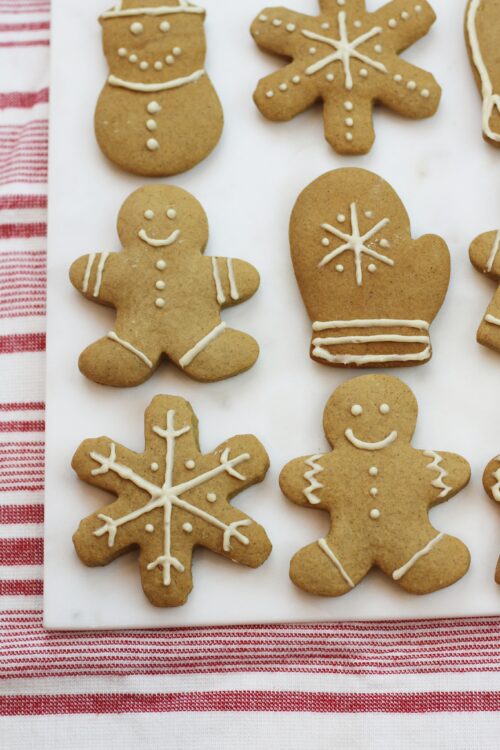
[421,88,430,98]
[415,4,422,11]
[370,488,379,497]
[286,23,296,32]
[145,523,155,533]
[368,264,377,273]
[370,509,381,520]
[165,55,175,65]
[365,210,373,219]
[379,239,390,248]
[345,117,354,127]
[130,21,143,35]
[345,132,353,141]
[344,101,353,111]
[118,47,127,57]
[401,11,410,20]
[173,47,182,56]
[167,209,177,220]
[326,73,335,82]
[337,0,346,5]
[207,493,217,503]
[359,68,368,77]
[272,18,282,26]
[156,280,166,290]
[354,20,362,28]
[337,214,346,223]
[185,460,196,470]
[154,61,163,70]
[150,462,159,472]
[155,298,166,308]
[129,54,138,63]
[160,20,170,32]
[146,119,157,131]
[140,61,149,70]
[393,73,403,82]
[374,44,383,53]
[321,238,330,247]
[266,90,274,98]
[407,80,417,90]
[147,138,160,151]
[147,101,161,114]
[369,467,379,477]
[379,403,390,415]
[259,14,268,21]
[279,83,288,91]
[156,260,167,270]
[292,75,301,84]
[182,522,193,534]
[336,264,344,273]
[351,404,363,416]
[144,210,154,220]
[321,22,331,30]
[309,47,317,54]
[388,18,397,28]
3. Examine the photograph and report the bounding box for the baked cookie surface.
[465,0,500,147]
[470,229,500,355]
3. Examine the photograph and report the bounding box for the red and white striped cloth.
[0,2,499,747]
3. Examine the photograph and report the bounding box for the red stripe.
[0,421,45,432]
[0,195,46,209]
[0,333,45,354]
[1,690,499,717]
[0,505,44,524]
[0,223,46,239]
[0,538,43,565]
[0,579,42,596]
[0,402,44,412]
[0,40,49,48]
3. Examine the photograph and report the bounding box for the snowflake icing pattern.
[72,396,271,607]
[251,0,441,154]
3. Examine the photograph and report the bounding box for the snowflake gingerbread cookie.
[465,0,500,147]
[470,229,500,355]
[251,0,441,154]
[290,168,450,368]
[95,0,223,176]
[280,375,471,596]
[482,456,500,583]
[70,185,260,387]
[72,395,272,607]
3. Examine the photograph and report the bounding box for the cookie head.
[117,184,209,251]
[323,375,418,449]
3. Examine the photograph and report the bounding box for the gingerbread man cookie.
[465,0,500,147]
[280,375,471,596]
[73,395,272,607]
[251,0,441,155]
[290,168,450,368]
[470,229,500,355]
[70,185,260,387]
[95,0,223,176]
[481,456,500,584]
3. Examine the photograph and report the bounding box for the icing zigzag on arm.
[423,450,452,499]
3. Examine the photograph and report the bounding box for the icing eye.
[144,210,154,220]
[166,209,177,220]
[379,404,390,415]
[160,20,170,32]
[130,21,144,35]
[351,404,363,416]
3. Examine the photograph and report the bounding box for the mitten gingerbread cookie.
[290,168,450,368]
[280,375,471,596]
[70,185,260,387]
[251,0,441,155]
[73,395,272,607]
[482,456,500,583]
[95,0,223,176]
[470,229,500,354]
[465,0,500,147]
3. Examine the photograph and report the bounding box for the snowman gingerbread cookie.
[290,168,450,368]
[469,229,500,355]
[69,185,260,387]
[481,456,500,584]
[95,0,223,176]
[465,0,500,147]
[73,395,272,607]
[280,375,471,596]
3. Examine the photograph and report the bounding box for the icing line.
[313,319,430,331]
[303,454,324,505]
[93,252,110,298]
[82,254,96,294]
[491,459,500,501]
[485,314,500,326]
[227,258,240,301]
[318,538,355,588]
[392,532,445,581]
[107,331,153,369]
[486,230,500,272]
[313,346,431,366]
[102,4,205,19]
[467,0,500,142]
[212,257,226,304]
[179,322,226,369]
[423,450,452,499]
[138,228,180,247]
[345,428,398,451]
[108,69,205,92]
[313,334,430,346]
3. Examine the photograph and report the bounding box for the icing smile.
[138,228,181,247]
[345,428,398,451]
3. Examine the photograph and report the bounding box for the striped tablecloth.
[1,2,499,747]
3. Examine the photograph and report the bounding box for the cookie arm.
[214,435,270,495]
[72,437,146,498]
[280,455,326,509]
[251,8,314,56]
[208,257,260,308]
[372,1,436,53]
[483,456,500,503]
[423,451,471,508]
[470,230,500,280]
[69,252,120,306]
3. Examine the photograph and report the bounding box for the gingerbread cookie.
[465,0,500,147]
[69,185,260,387]
[470,230,500,354]
[482,456,500,583]
[251,0,441,155]
[290,168,450,368]
[95,0,223,176]
[73,395,272,607]
[280,375,471,596]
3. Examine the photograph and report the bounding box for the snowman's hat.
[101,0,204,20]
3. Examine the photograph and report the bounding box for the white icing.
[368,263,377,273]
[345,428,398,451]
[392,533,445,581]
[370,509,380,520]
[155,281,166,291]
[279,83,288,91]
[485,314,500,326]
[301,11,387,90]
[319,202,393,286]
[151,463,159,472]
[144,209,154,220]
[467,0,500,142]
[303,454,324,505]
[351,404,363,416]
[166,55,175,65]
[154,61,164,70]
[147,101,161,114]
[313,319,430,332]
[147,138,160,151]
[266,90,274,98]
[93,253,110,298]
[322,238,330,247]
[155,298,166,309]
[130,21,144,34]
[407,80,417,90]
[185,459,195,470]
[318,538,354,588]
[388,18,397,28]
[309,47,317,55]
[145,523,155,533]
[423,450,452,499]
[336,264,344,273]
[370,488,378,497]
[140,61,149,71]
[179,322,226,369]
[108,69,205,92]
[420,89,429,98]
[167,208,177,219]
[227,258,239,301]
[183,522,193,533]
[102,4,205,19]
[212,258,226,305]
[82,253,96,294]
[146,119,157,131]
[491,459,500,501]
[379,403,390,415]
[138,228,181,247]
[160,20,170,31]
[374,43,382,53]
[156,260,167,270]
[345,133,353,141]
[207,492,217,503]
[173,47,182,56]
[129,54,138,62]
[486,230,500,272]
[118,47,127,57]
[108,331,153,369]
[292,75,301,83]
[369,467,378,477]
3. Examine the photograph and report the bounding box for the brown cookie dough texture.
[465,0,500,147]
[251,0,441,155]
[280,375,471,597]
[95,0,223,176]
[69,184,260,387]
[72,395,272,607]
[481,456,500,584]
[290,168,450,368]
[470,230,500,355]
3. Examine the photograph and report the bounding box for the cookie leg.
[390,533,470,594]
[477,313,500,355]
[79,335,160,388]
[323,95,375,156]
[175,326,259,382]
[290,538,372,597]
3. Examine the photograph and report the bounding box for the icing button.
[182,522,193,534]
[370,509,381,520]
[207,493,217,503]
[147,138,160,151]
[370,488,379,497]
[369,467,379,477]
[146,119,157,131]
[147,101,161,114]
[156,260,167,271]
[156,280,166,291]
[145,523,155,533]
[155,298,166,309]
